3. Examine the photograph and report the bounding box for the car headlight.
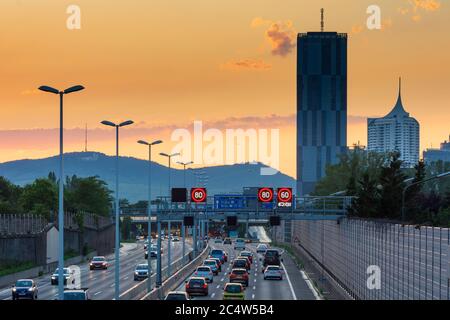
[28,288,33,292]
[51,276,56,279]
[12,288,16,292]
[134,271,139,275]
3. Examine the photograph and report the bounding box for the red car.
[229,268,249,287]
[89,256,108,270]
[185,277,208,296]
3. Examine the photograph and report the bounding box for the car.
[210,249,226,264]
[239,250,253,264]
[11,279,38,300]
[256,243,269,254]
[89,256,108,270]
[145,246,158,259]
[214,238,222,244]
[203,259,220,275]
[223,237,232,245]
[262,249,282,269]
[232,258,250,270]
[236,256,251,270]
[193,266,214,283]
[63,288,90,300]
[185,277,208,296]
[51,267,75,285]
[229,268,249,286]
[172,236,180,242]
[234,238,246,250]
[134,264,151,281]
[208,257,222,272]
[223,283,245,300]
[263,265,283,280]
[165,291,190,300]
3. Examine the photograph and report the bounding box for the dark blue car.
[12,279,38,300]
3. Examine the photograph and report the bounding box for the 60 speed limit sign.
[258,187,274,202]
[277,187,292,207]
[191,187,207,203]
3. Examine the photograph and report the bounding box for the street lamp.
[101,119,134,300]
[401,171,450,222]
[159,152,180,277]
[38,84,84,300]
[137,139,162,292]
[177,161,193,188]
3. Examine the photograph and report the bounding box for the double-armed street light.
[177,161,194,188]
[38,84,85,300]
[101,120,134,300]
[137,139,163,292]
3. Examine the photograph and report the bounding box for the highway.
[0,238,191,300]
[174,241,318,300]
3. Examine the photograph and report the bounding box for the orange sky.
[0,0,449,178]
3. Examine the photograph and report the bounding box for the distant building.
[296,31,348,196]
[423,136,450,163]
[367,79,420,168]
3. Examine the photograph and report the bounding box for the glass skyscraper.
[296,31,348,196]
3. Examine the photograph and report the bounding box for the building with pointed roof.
[367,78,420,168]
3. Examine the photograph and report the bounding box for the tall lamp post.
[101,119,134,300]
[38,84,84,300]
[159,152,180,277]
[137,139,163,293]
[177,161,193,188]
[402,171,450,222]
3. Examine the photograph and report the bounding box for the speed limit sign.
[258,187,274,203]
[277,187,292,207]
[191,187,207,203]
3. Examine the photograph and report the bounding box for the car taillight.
[194,272,198,275]
[203,284,207,288]
[185,283,189,289]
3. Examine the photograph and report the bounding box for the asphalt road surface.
[0,238,192,300]
[174,241,318,300]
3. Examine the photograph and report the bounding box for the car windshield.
[211,250,223,255]
[92,257,104,261]
[236,239,244,243]
[265,250,279,257]
[55,268,70,275]
[15,280,32,287]
[225,285,242,293]
[241,252,250,256]
[267,266,280,271]
[166,294,187,300]
[63,292,86,300]
[197,267,210,272]
[232,270,246,275]
[204,261,216,266]
[189,279,204,286]
[136,265,148,270]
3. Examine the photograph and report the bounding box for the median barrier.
[140,244,211,300]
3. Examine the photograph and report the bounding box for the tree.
[377,152,406,220]
[0,176,22,213]
[19,178,57,219]
[404,160,426,221]
[348,172,379,218]
[65,175,112,217]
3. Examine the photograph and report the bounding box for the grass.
[272,241,304,269]
[0,261,35,277]
[64,249,79,260]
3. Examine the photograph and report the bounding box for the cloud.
[399,0,441,22]
[252,18,296,57]
[221,58,272,71]
[21,89,41,96]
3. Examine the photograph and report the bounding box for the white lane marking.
[216,285,220,289]
[254,279,256,282]
[94,291,102,296]
[123,276,129,280]
[251,294,255,299]
[110,284,115,287]
[301,270,322,300]
[281,262,297,300]
[252,286,256,290]
[211,293,215,298]
[220,278,224,282]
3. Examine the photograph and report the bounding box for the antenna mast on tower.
[321,8,324,32]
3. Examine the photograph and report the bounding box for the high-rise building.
[296,31,348,196]
[367,79,420,168]
[423,136,450,164]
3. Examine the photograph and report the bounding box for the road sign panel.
[258,187,274,202]
[191,187,207,203]
[277,187,293,208]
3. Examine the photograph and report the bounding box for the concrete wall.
[282,218,450,300]
[0,231,47,266]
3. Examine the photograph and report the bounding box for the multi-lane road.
[0,238,191,300]
[174,241,319,300]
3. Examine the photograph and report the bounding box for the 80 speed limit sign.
[190,187,207,203]
[258,187,274,202]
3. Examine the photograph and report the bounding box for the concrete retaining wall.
[286,218,450,300]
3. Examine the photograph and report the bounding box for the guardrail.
[140,244,211,300]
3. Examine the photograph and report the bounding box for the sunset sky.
[0,0,449,178]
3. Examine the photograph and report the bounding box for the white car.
[165,291,190,300]
[234,238,246,250]
[263,265,283,280]
[193,266,214,283]
[50,267,75,286]
[256,243,269,254]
